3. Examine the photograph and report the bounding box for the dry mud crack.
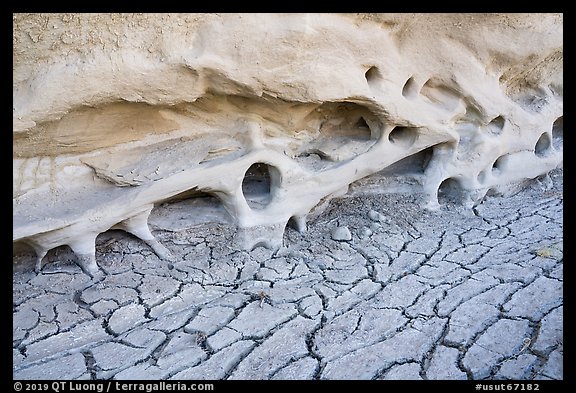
[13,169,563,380]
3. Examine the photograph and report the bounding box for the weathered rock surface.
[13,13,562,275]
[12,13,562,382]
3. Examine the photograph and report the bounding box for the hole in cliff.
[552,116,563,150]
[418,146,435,172]
[317,105,376,141]
[301,101,381,162]
[402,76,419,99]
[365,66,383,88]
[13,241,37,273]
[486,116,505,135]
[14,244,78,274]
[534,132,552,158]
[380,146,434,175]
[477,169,489,185]
[149,189,233,231]
[242,163,281,210]
[294,151,333,172]
[486,187,502,197]
[388,126,419,148]
[161,188,214,204]
[287,216,305,232]
[297,150,330,160]
[438,177,467,205]
[420,78,462,112]
[347,146,435,195]
[491,156,506,176]
[353,117,372,140]
[251,241,269,251]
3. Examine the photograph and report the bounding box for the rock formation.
[13,13,563,276]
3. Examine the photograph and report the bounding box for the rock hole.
[534,132,551,158]
[355,116,370,130]
[477,169,488,184]
[379,146,434,175]
[491,156,506,176]
[160,188,214,204]
[287,216,306,232]
[242,163,281,210]
[486,116,505,135]
[287,217,298,231]
[486,187,501,197]
[251,241,269,251]
[301,101,381,162]
[438,177,467,205]
[297,150,330,160]
[418,146,435,172]
[402,76,419,99]
[149,188,234,230]
[38,245,77,273]
[388,126,419,148]
[552,116,563,150]
[294,150,333,171]
[317,103,377,141]
[353,117,372,141]
[13,241,38,273]
[365,66,383,88]
[420,78,462,112]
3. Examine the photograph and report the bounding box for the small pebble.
[331,226,352,241]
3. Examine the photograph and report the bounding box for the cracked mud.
[13,170,563,380]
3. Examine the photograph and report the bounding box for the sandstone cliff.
[13,13,563,275]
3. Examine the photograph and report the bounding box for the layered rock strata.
[13,13,563,275]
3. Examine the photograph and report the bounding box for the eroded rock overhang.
[13,13,563,275]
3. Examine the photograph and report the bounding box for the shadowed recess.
[486,116,505,135]
[402,76,419,99]
[365,66,384,89]
[388,126,419,148]
[420,78,462,112]
[535,132,551,158]
[491,155,506,176]
[242,163,282,210]
[438,177,467,205]
[552,116,563,150]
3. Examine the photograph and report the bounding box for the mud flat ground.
[13,169,563,381]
